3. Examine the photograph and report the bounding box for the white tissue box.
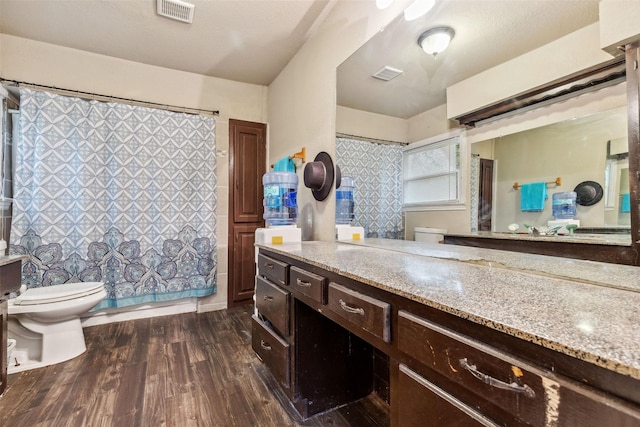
[336,225,365,241]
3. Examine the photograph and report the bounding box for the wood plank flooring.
[0,306,389,427]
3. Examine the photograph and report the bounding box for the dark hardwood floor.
[0,306,389,427]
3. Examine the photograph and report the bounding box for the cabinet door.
[229,224,259,305]
[398,364,500,427]
[229,120,266,224]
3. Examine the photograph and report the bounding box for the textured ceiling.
[0,0,603,118]
[0,0,334,86]
[337,0,602,119]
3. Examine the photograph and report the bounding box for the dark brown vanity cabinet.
[252,254,291,391]
[252,251,374,419]
[253,249,640,426]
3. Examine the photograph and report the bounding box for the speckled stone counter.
[348,238,640,293]
[256,239,640,381]
[447,230,632,246]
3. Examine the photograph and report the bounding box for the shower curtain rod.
[336,132,408,146]
[0,77,220,117]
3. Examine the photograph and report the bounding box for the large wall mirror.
[334,1,635,244]
[471,103,630,235]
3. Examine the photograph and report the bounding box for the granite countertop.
[446,230,632,246]
[256,239,640,381]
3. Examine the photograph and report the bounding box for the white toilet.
[7,281,106,373]
[414,227,447,244]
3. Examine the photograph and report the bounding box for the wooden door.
[478,159,494,232]
[228,119,266,307]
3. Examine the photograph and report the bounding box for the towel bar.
[513,177,561,190]
[270,147,306,169]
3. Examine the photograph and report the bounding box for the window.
[403,132,465,210]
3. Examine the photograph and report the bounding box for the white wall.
[600,0,640,54]
[447,23,615,120]
[268,0,413,241]
[336,105,408,143]
[0,34,268,314]
[407,104,460,142]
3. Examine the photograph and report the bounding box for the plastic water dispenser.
[335,176,355,225]
[552,191,577,219]
[262,172,298,226]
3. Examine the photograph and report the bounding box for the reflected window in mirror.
[604,136,629,227]
[336,136,404,239]
[403,133,464,209]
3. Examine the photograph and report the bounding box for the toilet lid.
[13,282,105,305]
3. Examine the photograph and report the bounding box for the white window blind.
[403,134,464,209]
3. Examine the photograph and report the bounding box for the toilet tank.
[414,227,447,244]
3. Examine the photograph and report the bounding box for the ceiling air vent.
[372,66,403,81]
[157,0,195,24]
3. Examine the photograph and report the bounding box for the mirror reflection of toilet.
[7,281,106,373]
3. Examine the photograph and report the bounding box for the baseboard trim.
[81,299,198,327]
[197,301,228,313]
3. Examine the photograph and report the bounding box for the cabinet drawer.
[258,253,288,286]
[327,282,390,343]
[251,315,290,389]
[399,310,545,425]
[289,266,327,304]
[398,364,500,427]
[398,310,640,426]
[255,276,290,336]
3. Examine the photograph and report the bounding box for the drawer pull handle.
[296,278,312,287]
[263,295,274,302]
[260,340,272,351]
[459,358,535,399]
[264,263,274,270]
[339,299,365,316]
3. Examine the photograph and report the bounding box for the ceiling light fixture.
[417,26,455,58]
[404,0,436,21]
[376,0,395,9]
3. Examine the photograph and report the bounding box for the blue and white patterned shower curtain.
[336,137,403,239]
[10,89,217,309]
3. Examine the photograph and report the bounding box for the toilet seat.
[12,282,106,306]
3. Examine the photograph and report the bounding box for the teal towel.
[273,156,295,172]
[521,182,547,212]
[621,193,631,213]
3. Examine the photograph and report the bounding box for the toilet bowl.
[414,227,447,244]
[7,281,106,373]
